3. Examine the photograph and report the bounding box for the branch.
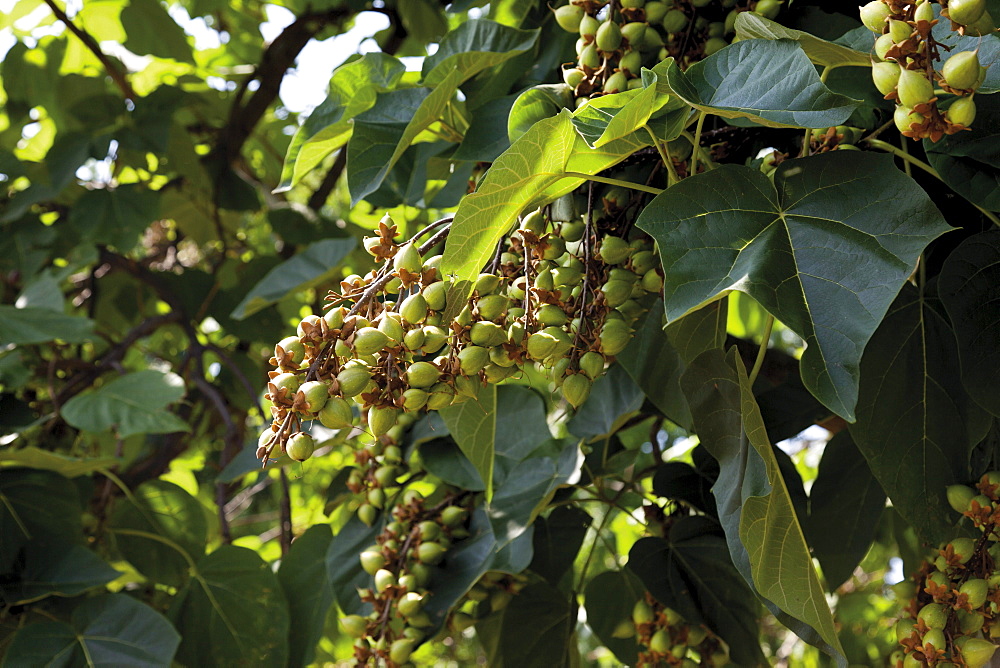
[307,149,347,212]
[42,0,135,100]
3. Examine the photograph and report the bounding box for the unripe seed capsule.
[874,34,894,61]
[949,0,987,25]
[406,361,441,389]
[400,293,429,325]
[563,373,592,408]
[297,380,329,413]
[422,281,448,311]
[604,71,628,93]
[596,20,623,52]
[353,327,390,356]
[893,105,924,133]
[888,19,911,43]
[275,336,304,367]
[859,0,892,32]
[440,505,468,527]
[662,9,688,33]
[417,541,446,565]
[393,242,422,274]
[872,61,901,96]
[554,4,585,32]
[368,406,398,437]
[336,365,371,397]
[942,50,981,90]
[947,96,977,126]
[897,68,934,108]
[285,432,315,461]
[579,13,600,39]
[914,1,934,23]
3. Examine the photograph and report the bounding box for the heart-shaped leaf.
[637,151,952,421]
[440,382,497,500]
[662,39,859,128]
[583,570,645,664]
[421,18,538,86]
[61,370,189,437]
[277,524,335,668]
[734,13,872,68]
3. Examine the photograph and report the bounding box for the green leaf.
[452,93,517,162]
[277,53,405,192]
[939,230,1000,417]
[583,570,645,665]
[666,300,727,365]
[230,238,356,319]
[652,461,718,517]
[61,370,189,438]
[568,364,644,442]
[0,468,83,573]
[507,84,573,143]
[627,519,765,665]
[662,39,859,128]
[804,431,885,590]
[1,541,120,605]
[169,545,290,668]
[638,151,952,421]
[478,581,577,668]
[530,506,591,585]
[111,480,208,587]
[120,0,194,63]
[440,383,497,501]
[325,516,379,616]
[0,305,94,345]
[734,13,872,68]
[2,593,180,668]
[346,77,458,206]
[277,524,334,668]
[618,300,693,429]
[418,437,487,491]
[681,348,845,662]
[0,446,118,477]
[68,185,161,251]
[421,19,539,87]
[397,0,448,43]
[849,285,987,544]
[925,94,1000,212]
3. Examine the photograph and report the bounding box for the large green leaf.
[939,230,1000,417]
[0,446,117,477]
[681,348,845,662]
[61,370,189,438]
[662,39,859,128]
[849,285,987,544]
[0,468,83,573]
[440,383,497,501]
[169,545,290,668]
[277,524,334,668]
[627,519,765,665]
[530,506,591,585]
[120,0,194,63]
[734,13,872,68]
[111,480,208,587]
[477,581,577,668]
[925,94,1000,212]
[0,305,94,345]
[276,53,405,192]
[441,111,576,285]
[567,365,644,442]
[1,541,120,606]
[583,570,645,665]
[230,238,356,319]
[507,83,573,143]
[67,185,160,251]
[637,151,952,421]
[324,516,379,616]
[2,593,180,668]
[804,431,886,589]
[421,19,538,86]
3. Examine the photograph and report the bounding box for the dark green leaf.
[440,382,497,500]
[2,593,180,668]
[478,581,576,668]
[627,521,765,665]
[419,438,487,491]
[638,151,952,421]
[652,461,717,517]
[169,545,290,668]
[583,570,645,665]
[734,13,872,67]
[421,19,539,86]
[67,185,160,251]
[662,39,859,128]
[666,300,727,364]
[530,506,591,585]
[0,468,82,573]
[850,285,987,544]
[121,0,195,63]
[940,230,1000,417]
[111,480,208,586]
[230,238,356,319]
[805,431,886,589]
[568,364,644,441]
[1,541,120,605]
[61,370,189,438]
[681,348,845,661]
[325,516,379,616]
[452,94,517,162]
[925,95,1000,212]
[277,524,334,668]
[0,305,94,346]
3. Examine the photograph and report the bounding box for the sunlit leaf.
[734,13,872,68]
[61,370,189,438]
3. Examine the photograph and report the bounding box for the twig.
[279,468,293,555]
[42,0,135,99]
[308,149,347,211]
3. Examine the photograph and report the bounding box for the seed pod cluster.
[446,571,527,633]
[624,593,732,667]
[860,0,992,141]
[347,489,472,665]
[557,0,766,102]
[888,472,1000,667]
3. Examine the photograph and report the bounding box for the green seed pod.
[383,444,403,463]
[551,266,583,289]
[579,13,600,39]
[704,36,728,56]
[398,591,425,617]
[367,487,386,509]
[604,70,628,93]
[353,327,390,356]
[340,614,367,638]
[275,336,305,367]
[297,380,329,413]
[285,432,315,462]
[621,21,647,47]
[596,20,623,52]
[563,67,586,88]
[423,281,448,312]
[389,638,416,665]
[440,505,468,527]
[662,9,688,33]
[914,0,934,23]
[599,235,632,264]
[873,33,894,61]
[754,0,781,19]
[551,356,572,384]
[475,272,501,295]
[951,536,976,563]
[918,602,948,630]
[542,326,574,360]
[563,373,592,408]
[374,567,395,592]
[360,549,386,575]
[649,628,671,653]
[964,10,996,36]
[374,465,398,488]
[478,294,509,322]
[420,325,449,354]
[336,364,371,397]
[872,61,901,96]
[601,279,634,308]
[619,50,643,77]
[948,96,977,126]
[646,1,668,24]
[943,50,981,90]
[368,406,398,437]
[641,269,664,292]
[534,268,555,293]
[948,0,987,25]
[470,321,507,347]
[401,388,429,411]
[270,372,302,397]
[417,541,446,565]
[406,361,441,389]
[888,18,911,43]
[579,351,605,379]
[402,327,425,352]
[399,293,429,326]
[358,503,378,526]
[393,242,422,275]
[922,628,945,651]
[897,68,934,108]
[601,319,633,356]
[859,0,892,32]
[521,208,547,235]
[961,578,989,609]
[458,345,491,375]
[894,618,914,643]
[296,314,321,338]
[378,314,404,343]
[893,105,924,133]
[632,599,654,625]
[484,363,516,383]
[489,346,516,368]
[554,3,585,32]
[455,305,474,328]
[959,637,997,668]
[537,304,569,327]
[426,383,456,410]
[527,331,559,360]
[947,484,977,513]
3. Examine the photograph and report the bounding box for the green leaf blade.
[440,383,497,500]
[734,13,872,68]
[422,19,539,87]
[0,305,95,346]
[61,370,189,438]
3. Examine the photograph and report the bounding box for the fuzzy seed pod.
[942,50,981,90]
[859,0,891,32]
[946,96,976,126]
[896,68,934,108]
[336,364,371,397]
[285,432,315,461]
[275,336,305,367]
[554,4,585,32]
[318,396,354,429]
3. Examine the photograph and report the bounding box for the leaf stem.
[560,172,664,195]
[689,111,708,175]
[643,125,679,186]
[747,314,775,387]
[679,130,715,171]
[866,138,1000,227]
